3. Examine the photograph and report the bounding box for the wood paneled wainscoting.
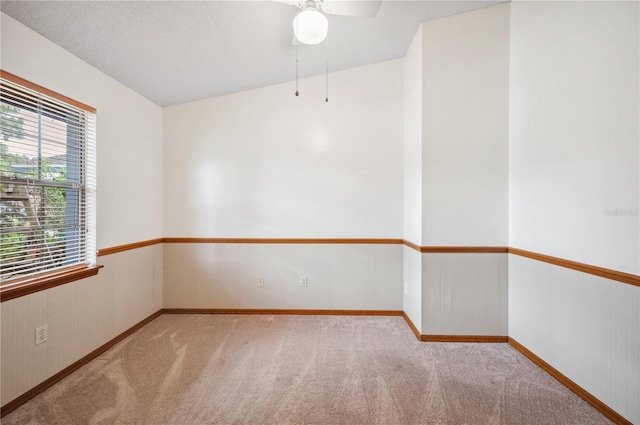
[2,238,637,423]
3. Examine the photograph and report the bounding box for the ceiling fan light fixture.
[293,8,328,45]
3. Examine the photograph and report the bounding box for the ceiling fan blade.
[322,0,382,17]
[271,0,299,5]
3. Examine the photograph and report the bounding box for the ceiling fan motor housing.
[300,0,324,11]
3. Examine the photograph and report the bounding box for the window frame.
[0,70,101,302]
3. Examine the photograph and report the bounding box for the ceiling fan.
[273,0,382,101]
[275,0,383,45]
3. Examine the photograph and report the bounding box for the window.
[0,71,98,295]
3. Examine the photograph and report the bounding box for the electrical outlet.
[403,281,408,295]
[300,276,308,287]
[258,277,264,287]
[35,324,48,345]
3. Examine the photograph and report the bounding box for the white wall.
[163,60,403,238]
[422,3,509,247]
[164,243,402,310]
[509,255,639,424]
[402,247,422,332]
[3,2,639,421]
[509,1,639,275]
[422,253,508,335]
[404,26,423,246]
[418,3,510,336]
[1,13,164,406]
[508,2,639,422]
[163,60,404,310]
[0,14,163,250]
[402,26,424,332]
[1,246,163,406]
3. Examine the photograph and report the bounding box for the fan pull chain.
[325,33,329,102]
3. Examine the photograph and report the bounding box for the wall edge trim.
[403,240,422,252]
[162,308,404,316]
[422,335,508,342]
[421,246,508,253]
[401,312,422,340]
[508,337,632,425]
[96,239,640,287]
[0,309,163,417]
[508,247,640,287]
[96,238,164,256]
[163,237,404,245]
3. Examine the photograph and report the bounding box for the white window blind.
[0,76,96,283]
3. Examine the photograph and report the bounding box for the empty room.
[0,0,638,424]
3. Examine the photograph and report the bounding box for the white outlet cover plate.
[35,324,48,345]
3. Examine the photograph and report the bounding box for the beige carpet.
[3,314,611,425]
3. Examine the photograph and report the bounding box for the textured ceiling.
[1,1,504,107]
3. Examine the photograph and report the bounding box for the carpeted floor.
[3,314,611,425]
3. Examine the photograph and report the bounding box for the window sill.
[0,265,104,302]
